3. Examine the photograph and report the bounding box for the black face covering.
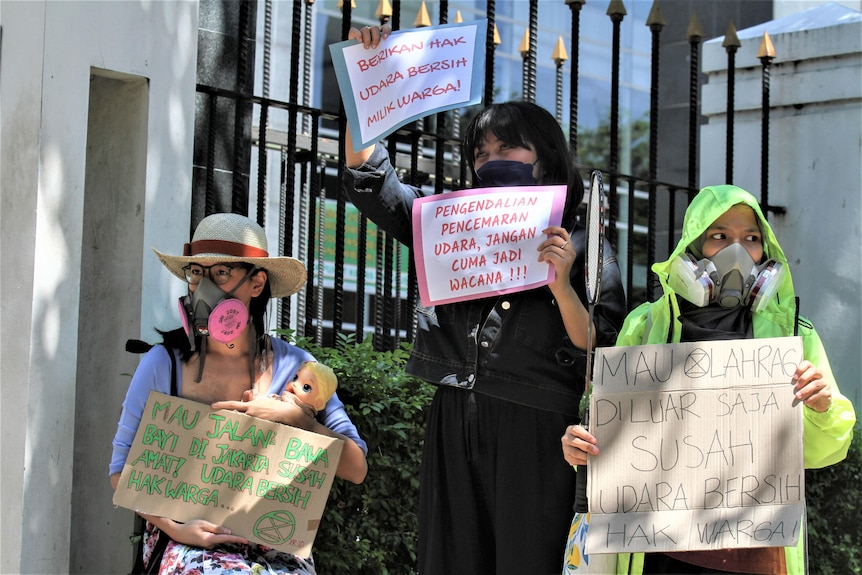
[678,299,753,342]
[475,160,538,187]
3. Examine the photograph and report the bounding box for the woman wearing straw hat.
[110,212,367,574]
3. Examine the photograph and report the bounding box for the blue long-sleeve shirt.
[110,337,366,476]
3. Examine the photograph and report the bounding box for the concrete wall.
[700,4,862,409]
[0,1,198,572]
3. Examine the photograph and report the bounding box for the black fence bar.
[386,138,402,348]
[383,233,396,350]
[304,156,316,340]
[302,146,318,336]
[607,3,626,252]
[374,228,386,346]
[310,158,326,343]
[525,0,538,103]
[256,102,268,226]
[302,1,314,135]
[724,24,740,185]
[485,0,496,106]
[355,212,368,344]
[646,5,664,304]
[567,0,584,156]
[624,174,637,306]
[759,35,784,217]
[205,93,217,215]
[232,0,253,214]
[687,13,703,202]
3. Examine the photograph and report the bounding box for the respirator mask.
[178,267,257,350]
[475,160,539,187]
[668,242,784,311]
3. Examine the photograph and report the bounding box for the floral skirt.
[143,524,316,575]
[562,512,617,575]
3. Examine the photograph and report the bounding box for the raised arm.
[343,24,390,167]
[344,124,374,168]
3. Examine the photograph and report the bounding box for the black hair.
[248,267,272,339]
[462,101,584,228]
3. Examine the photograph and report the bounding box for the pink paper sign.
[411,185,567,306]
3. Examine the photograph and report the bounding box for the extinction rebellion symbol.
[254,510,296,545]
[684,348,710,378]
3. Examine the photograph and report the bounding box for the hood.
[653,185,796,330]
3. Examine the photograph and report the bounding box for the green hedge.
[287,333,860,575]
[285,333,434,575]
[805,421,862,575]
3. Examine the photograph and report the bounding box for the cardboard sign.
[411,185,567,306]
[330,20,486,151]
[113,392,343,558]
[586,337,805,555]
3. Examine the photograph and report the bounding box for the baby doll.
[273,361,338,415]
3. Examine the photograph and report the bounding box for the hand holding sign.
[349,24,391,49]
[537,224,577,297]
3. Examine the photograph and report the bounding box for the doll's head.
[286,361,338,413]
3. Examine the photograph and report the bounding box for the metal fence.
[193,0,780,351]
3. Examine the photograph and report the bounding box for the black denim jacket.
[343,144,628,417]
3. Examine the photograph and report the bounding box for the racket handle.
[574,468,588,513]
[573,409,590,513]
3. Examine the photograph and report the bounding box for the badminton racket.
[574,169,605,513]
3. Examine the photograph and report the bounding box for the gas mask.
[178,275,250,350]
[475,160,539,187]
[668,242,784,311]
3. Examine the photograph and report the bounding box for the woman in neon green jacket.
[561,185,856,574]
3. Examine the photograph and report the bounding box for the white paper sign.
[329,21,486,151]
[586,337,805,555]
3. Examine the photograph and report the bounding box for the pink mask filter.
[178,296,249,344]
[207,298,248,343]
[178,274,250,347]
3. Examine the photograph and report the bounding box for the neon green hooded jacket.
[613,185,856,575]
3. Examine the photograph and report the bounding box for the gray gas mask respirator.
[178,276,249,350]
[668,242,784,311]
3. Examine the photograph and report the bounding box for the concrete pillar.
[700,4,862,409]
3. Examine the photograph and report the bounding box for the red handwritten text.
[407,58,469,77]
[396,83,461,107]
[356,42,425,71]
[429,36,467,49]
[449,271,504,291]
[434,195,537,217]
[358,71,406,101]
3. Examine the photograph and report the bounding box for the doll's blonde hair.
[302,361,338,411]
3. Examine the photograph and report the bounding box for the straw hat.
[153,212,307,298]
